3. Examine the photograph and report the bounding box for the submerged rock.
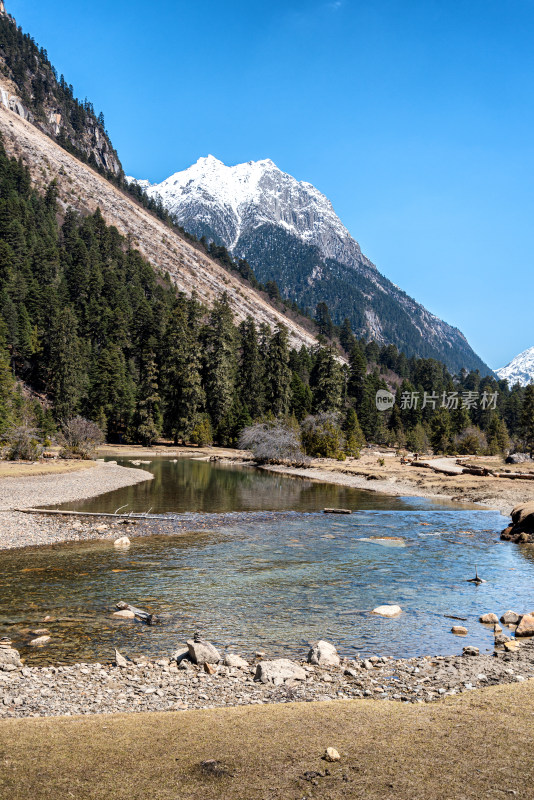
[113,536,131,548]
[451,626,468,635]
[372,605,402,617]
[479,613,499,624]
[307,640,340,668]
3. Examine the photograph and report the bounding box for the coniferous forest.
[0,136,533,460]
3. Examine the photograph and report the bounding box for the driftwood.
[444,614,468,621]
[116,602,154,625]
[466,566,485,585]
[323,508,352,514]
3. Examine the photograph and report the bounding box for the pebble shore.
[1,640,534,719]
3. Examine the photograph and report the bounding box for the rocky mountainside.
[496,347,534,387]
[0,106,317,352]
[0,3,121,176]
[132,156,492,375]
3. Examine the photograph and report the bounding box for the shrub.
[3,425,43,461]
[58,417,104,459]
[238,421,308,465]
[189,416,213,446]
[301,413,346,459]
[453,426,487,456]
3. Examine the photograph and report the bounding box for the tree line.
[0,138,532,459]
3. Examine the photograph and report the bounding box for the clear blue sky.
[8,0,534,370]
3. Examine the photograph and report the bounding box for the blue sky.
[8,0,533,369]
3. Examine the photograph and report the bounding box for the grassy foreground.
[1,683,533,800]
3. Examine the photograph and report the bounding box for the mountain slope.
[496,347,534,387]
[0,106,318,352]
[0,3,121,176]
[133,156,492,375]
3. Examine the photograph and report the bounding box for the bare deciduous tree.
[3,425,43,461]
[59,417,104,459]
[239,422,309,465]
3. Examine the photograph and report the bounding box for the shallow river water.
[0,458,528,665]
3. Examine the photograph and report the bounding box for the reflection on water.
[55,457,471,515]
[0,502,526,665]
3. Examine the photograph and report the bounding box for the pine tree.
[47,306,83,421]
[289,372,313,421]
[429,408,452,454]
[265,324,292,417]
[343,407,365,456]
[315,302,334,339]
[135,352,161,446]
[203,294,237,436]
[238,316,263,418]
[347,343,367,409]
[311,345,343,413]
[522,385,534,455]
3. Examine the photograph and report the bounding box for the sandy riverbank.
[261,451,534,516]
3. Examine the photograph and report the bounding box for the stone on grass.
[324,747,341,762]
[462,646,479,656]
[112,609,135,619]
[224,653,249,669]
[307,640,340,667]
[29,635,50,646]
[451,626,468,635]
[479,613,499,624]
[255,658,307,685]
[372,605,402,617]
[113,536,131,548]
[187,638,221,665]
[500,611,520,625]
[515,614,534,637]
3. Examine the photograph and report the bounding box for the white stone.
[29,636,50,646]
[372,604,402,617]
[255,658,307,685]
[112,609,135,619]
[223,653,249,669]
[307,640,340,668]
[114,536,131,548]
[324,747,341,762]
[187,639,221,665]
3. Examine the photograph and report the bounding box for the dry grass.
[0,460,96,478]
[1,683,533,800]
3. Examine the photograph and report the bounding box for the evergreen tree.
[265,324,292,417]
[522,385,534,455]
[347,342,367,409]
[315,301,334,339]
[203,294,237,436]
[429,408,452,454]
[134,351,161,446]
[46,306,83,421]
[311,345,343,413]
[238,316,264,418]
[343,407,365,456]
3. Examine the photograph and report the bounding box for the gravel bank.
[0,463,153,550]
[1,639,533,719]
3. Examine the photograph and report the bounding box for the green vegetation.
[0,137,530,458]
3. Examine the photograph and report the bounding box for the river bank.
[0,461,153,550]
[261,450,534,515]
[1,636,533,719]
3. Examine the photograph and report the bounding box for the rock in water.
[186,638,221,665]
[114,536,131,548]
[112,609,135,619]
[372,605,402,617]
[255,658,307,685]
[500,611,521,625]
[223,653,249,669]
[307,640,341,667]
[479,613,499,624]
[451,626,468,635]
[462,646,479,656]
[515,614,534,637]
[29,635,50,646]
[324,747,341,763]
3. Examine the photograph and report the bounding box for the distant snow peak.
[496,346,534,387]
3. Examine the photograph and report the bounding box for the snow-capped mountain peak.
[496,347,534,387]
[131,156,368,261]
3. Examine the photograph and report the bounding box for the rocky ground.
[264,451,534,515]
[1,634,533,719]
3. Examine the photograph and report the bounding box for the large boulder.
[186,638,221,665]
[307,640,340,668]
[224,653,249,669]
[255,658,307,685]
[0,644,22,671]
[500,611,521,625]
[479,613,499,624]
[501,502,534,542]
[515,614,534,637]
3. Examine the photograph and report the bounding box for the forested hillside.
[1,137,533,459]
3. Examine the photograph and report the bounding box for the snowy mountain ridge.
[496,347,534,387]
[127,155,373,270]
[128,156,493,375]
